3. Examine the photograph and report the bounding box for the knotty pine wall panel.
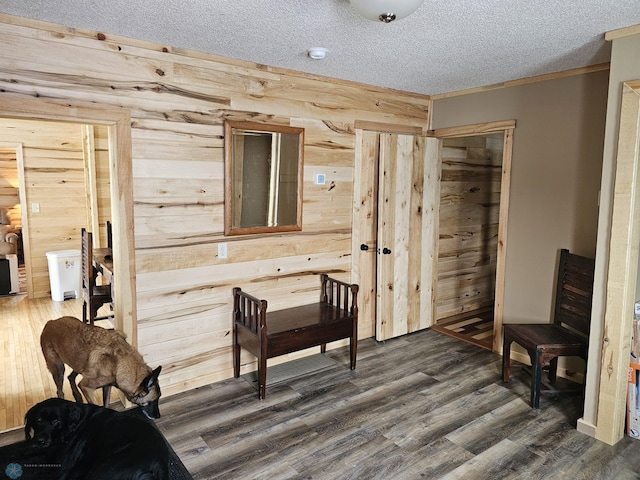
[0,14,430,397]
[93,125,112,248]
[0,148,20,229]
[436,135,503,320]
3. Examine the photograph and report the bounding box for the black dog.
[25,398,169,479]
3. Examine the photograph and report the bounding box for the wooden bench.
[233,274,359,399]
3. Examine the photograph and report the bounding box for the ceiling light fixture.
[307,47,328,60]
[350,0,424,23]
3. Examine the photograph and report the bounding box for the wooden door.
[353,131,440,342]
[352,130,380,339]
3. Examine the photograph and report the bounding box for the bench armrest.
[321,274,359,316]
[233,287,267,334]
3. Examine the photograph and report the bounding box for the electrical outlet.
[218,243,228,259]
[31,202,40,213]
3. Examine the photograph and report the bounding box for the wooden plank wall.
[0,148,19,221]
[437,134,503,319]
[0,146,18,216]
[92,125,112,247]
[0,15,431,397]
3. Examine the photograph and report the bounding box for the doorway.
[0,120,112,300]
[430,133,505,350]
[353,122,514,351]
[433,122,514,353]
[0,98,136,432]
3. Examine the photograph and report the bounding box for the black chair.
[502,249,595,408]
[81,228,112,325]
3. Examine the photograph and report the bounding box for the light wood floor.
[0,293,111,431]
[3,298,640,478]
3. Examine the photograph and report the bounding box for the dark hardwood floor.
[3,328,640,479]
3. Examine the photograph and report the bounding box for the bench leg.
[320,343,326,354]
[258,354,267,400]
[350,335,357,370]
[233,329,240,378]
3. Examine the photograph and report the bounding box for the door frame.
[0,142,30,293]
[432,120,515,353]
[594,80,640,444]
[0,97,138,344]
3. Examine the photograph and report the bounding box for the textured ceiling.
[1,1,640,96]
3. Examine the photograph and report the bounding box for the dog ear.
[132,366,162,398]
[24,408,35,440]
[146,365,162,389]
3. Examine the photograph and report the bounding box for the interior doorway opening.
[0,97,136,432]
[431,133,505,350]
[0,119,112,300]
[431,121,515,353]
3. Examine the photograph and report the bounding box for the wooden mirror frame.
[224,121,304,236]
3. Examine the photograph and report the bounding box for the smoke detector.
[307,47,328,60]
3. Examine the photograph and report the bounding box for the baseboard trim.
[577,418,597,437]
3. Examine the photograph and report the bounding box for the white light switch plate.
[218,243,228,259]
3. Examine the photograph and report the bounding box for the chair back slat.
[81,228,94,291]
[553,248,595,335]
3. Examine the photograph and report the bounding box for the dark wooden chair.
[502,249,595,408]
[81,228,112,325]
[106,220,113,249]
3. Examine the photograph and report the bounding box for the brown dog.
[40,316,162,419]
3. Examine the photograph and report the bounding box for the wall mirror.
[224,121,304,235]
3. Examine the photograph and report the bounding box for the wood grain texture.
[351,130,379,340]
[436,135,504,321]
[375,134,436,341]
[0,16,430,400]
[0,148,18,210]
[596,83,640,445]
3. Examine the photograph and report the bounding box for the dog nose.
[142,403,160,419]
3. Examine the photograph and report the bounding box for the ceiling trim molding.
[605,23,640,41]
[431,63,610,101]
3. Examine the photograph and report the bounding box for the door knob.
[382,247,392,255]
[360,244,369,251]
